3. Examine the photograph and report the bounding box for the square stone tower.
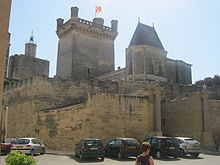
[8,35,49,80]
[56,7,118,80]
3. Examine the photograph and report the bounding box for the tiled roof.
[129,23,165,50]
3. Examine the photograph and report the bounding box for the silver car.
[11,138,45,156]
[175,137,201,157]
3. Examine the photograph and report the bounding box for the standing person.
[135,142,154,165]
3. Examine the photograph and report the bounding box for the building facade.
[125,23,192,84]
[0,0,12,142]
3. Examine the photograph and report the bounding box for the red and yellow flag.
[95,6,102,13]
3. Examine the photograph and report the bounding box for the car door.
[114,139,121,156]
[31,139,40,153]
[150,138,159,156]
[106,139,116,156]
[75,139,83,155]
[35,139,44,153]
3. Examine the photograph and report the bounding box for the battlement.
[4,75,50,92]
[56,6,118,39]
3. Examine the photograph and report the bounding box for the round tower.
[25,33,37,58]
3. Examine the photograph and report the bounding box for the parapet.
[93,18,104,26]
[4,75,50,92]
[56,6,118,39]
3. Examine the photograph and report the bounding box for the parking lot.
[1,151,220,165]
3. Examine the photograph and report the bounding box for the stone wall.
[208,100,220,149]
[166,59,192,84]
[4,76,219,149]
[4,80,156,149]
[162,92,214,148]
[8,55,49,80]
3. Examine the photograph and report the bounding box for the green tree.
[5,151,37,165]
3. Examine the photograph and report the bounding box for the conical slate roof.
[129,23,164,50]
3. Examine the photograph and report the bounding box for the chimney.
[71,7,79,19]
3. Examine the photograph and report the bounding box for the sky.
[9,0,220,83]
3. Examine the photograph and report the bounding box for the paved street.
[1,151,220,165]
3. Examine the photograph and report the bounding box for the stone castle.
[3,7,220,150]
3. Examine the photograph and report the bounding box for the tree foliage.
[195,75,220,86]
[5,151,37,165]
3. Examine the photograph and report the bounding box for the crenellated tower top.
[56,6,118,40]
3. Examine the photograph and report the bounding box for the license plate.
[169,147,175,149]
[128,146,136,149]
[90,147,98,150]
[16,146,23,149]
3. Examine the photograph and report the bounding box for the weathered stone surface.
[56,9,118,80]
[161,92,215,148]
[8,55,49,80]
[4,78,157,149]
[208,100,220,149]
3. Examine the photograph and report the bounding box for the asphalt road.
[1,152,220,165]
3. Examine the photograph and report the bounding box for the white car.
[175,137,201,157]
[11,138,45,156]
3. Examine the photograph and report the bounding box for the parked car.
[175,137,201,157]
[1,142,11,154]
[105,138,141,159]
[11,138,45,156]
[5,138,16,144]
[143,136,179,159]
[75,138,105,161]
[1,138,16,154]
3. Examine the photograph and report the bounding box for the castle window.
[158,62,162,76]
[129,62,132,74]
[149,60,153,74]
[88,68,91,79]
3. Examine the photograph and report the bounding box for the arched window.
[149,60,153,74]
[159,62,163,76]
[129,62,133,74]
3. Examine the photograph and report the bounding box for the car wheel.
[40,148,45,155]
[79,153,83,160]
[30,150,35,156]
[155,150,162,159]
[101,157,104,161]
[190,153,199,158]
[117,152,124,159]
[179,149,186,157]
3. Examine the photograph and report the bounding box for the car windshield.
[13,139,30,144]
[125,139,140,145]
[85,140,102,146]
